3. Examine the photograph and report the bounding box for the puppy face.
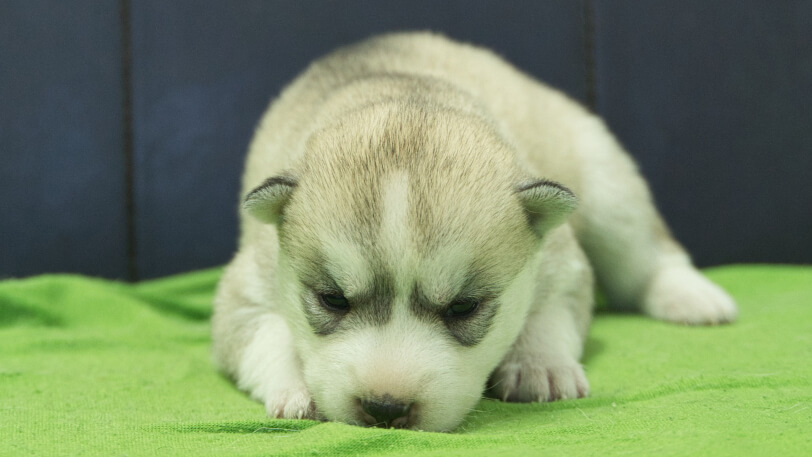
[245,104,575,431]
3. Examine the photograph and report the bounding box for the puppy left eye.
[445,300,479,318]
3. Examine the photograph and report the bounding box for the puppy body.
[212,32,737,431]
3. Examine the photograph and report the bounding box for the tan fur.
[212,32,737,432]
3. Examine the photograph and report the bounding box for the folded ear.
[516,179,578,237]
[242,175,297,224]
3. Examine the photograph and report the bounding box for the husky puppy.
[211,32,737,432]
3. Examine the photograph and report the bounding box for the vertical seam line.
[583,0,598,111]
[121,0,138,282]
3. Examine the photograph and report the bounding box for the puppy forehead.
[318,174,465,297]
[286,112,535,295]
[304,173,525,300]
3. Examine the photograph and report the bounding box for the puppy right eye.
[445,299,480,318]
[319,293,350,312]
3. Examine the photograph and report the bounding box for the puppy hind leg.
[572,125,737,324]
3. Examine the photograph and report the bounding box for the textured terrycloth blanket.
[1,266,809,456]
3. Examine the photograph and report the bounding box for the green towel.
[1,266,810,456]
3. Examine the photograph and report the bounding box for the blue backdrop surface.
[1,1,810,279]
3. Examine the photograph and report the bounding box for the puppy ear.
[243,175,297,224]
[516,179,578,236]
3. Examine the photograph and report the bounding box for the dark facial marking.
[349,262,396,329]
[297,249,396,336]
[302,289,345,336]
[293,249,351,336]
[410,284,498,347]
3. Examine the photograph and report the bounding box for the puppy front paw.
[644,266,738,325]
[265,387,317,420]
[490,357,589,403]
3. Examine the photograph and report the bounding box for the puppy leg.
[490,227,593,402]
[571,121,737,324]
[236,312,316,419]
[212,256,316,420]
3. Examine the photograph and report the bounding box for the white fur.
[380,171,415,293]
[238,313,315,419]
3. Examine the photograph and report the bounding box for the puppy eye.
[445,300,479,318]
[319,293,350,311]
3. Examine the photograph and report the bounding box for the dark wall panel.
[594,1,812,266]
[0,1,127,279]
[130,0,587,278]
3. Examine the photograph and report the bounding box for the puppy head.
[244,104,576,431]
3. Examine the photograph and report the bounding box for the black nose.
[360,395,413,428]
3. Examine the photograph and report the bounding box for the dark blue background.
[2,1,810,280]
